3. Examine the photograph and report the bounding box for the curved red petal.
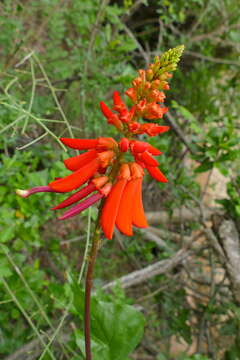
[60,138,98,150]
[52,183,96,210]
[100,101,114,118]
[147,144,162,156]
[64,149,98,171]
[132,178,148,228]
[115,179,138,236]
[49,158,99,192]
[100,179,127,240]
[59,193,103,220]
[141,151,159,167]
[146,165,168,183]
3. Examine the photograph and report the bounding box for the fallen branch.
[103,247,191,290]
[145,206,221,225]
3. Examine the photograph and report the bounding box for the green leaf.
[74,289,145,360]
[75,331,110,360]
[0,256,12,278]
[195,161,214,173]
[0,227,15,243]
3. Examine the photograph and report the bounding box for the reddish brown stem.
[84,154,123,359]
[84,223,101,360]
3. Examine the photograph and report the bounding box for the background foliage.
[0,0,239,359]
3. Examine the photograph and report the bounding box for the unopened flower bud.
[119,138,129,152]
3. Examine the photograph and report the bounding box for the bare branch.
[185,50,240,66]
[146,207,222,225]
[219,220,240,303]
[103,248,191,290]
[165,112,195,154]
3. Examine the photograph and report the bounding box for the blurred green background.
[0,0,240,359]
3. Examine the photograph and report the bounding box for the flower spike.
[17,46,184,239]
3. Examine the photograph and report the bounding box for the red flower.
[100,163,148,239]
[17,135,168,239]
[16,53,174,240]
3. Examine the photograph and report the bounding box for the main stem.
[84,220,101,360]
[84,153,124,359]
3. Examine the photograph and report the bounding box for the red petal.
[64,149,98,171]
[49,158,99,192]
[52,183,96,210]
[131,141,148,154]
[141,151,159,167]
[132,178,148,228]
[146,165,168,183]
[115,179,138,236]
[119,138,129,152]
[59,193,103,220]
[147,144,162,156]
[100,179,127,240]
[60,138,98,150]
[100,101,114,118]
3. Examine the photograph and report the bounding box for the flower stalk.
[84,219,101,360]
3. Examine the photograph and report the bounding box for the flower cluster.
[17,45,184,239]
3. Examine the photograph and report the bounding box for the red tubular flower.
[49,158,100,192]
[113,91,127,115]
[100,101,123,130]
[128,122,141,134]
[97,150,115,168]
[144,103,168,119]
[141,151,159,167]
[100,164,130,240]
[146,165,168,183]
[140,124,170,136]
[97,137,118,150]
[115,178,138,236]
[115,162,146,236]
[131,177,148,228]
[51,182,96,210]
[119,138,129,152]
[133,153,146,168]
[125,87,137,102]
[130,140,148,153]
[60,138,98,150]
[64,149,98,171]
[147,144,162,156]
[92,176,109,189]
[150,90,165,102]
[59,192,104,221]
[100,162,148,239]
[130,140,162,157]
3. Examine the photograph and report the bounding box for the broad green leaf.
[75,330,110,360]
[73,288,145,360]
